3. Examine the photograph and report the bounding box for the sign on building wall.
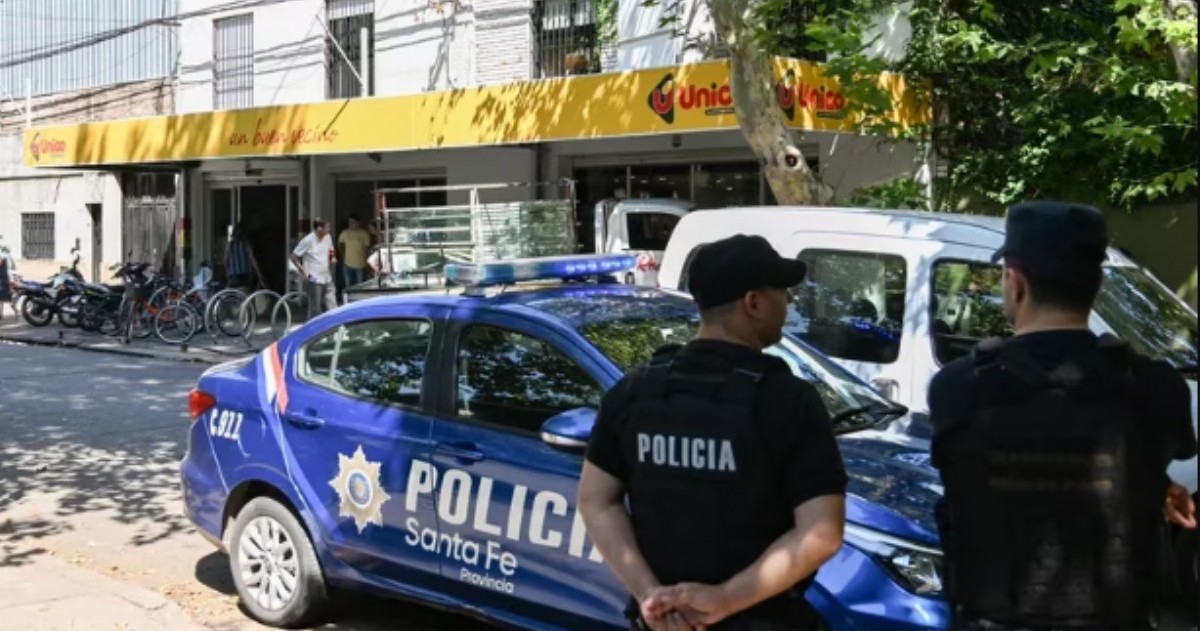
[23,57,930,168]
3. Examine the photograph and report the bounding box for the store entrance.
[207,183,299,295]
[573,160,774,251]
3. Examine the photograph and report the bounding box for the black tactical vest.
[620,352,794,591]
[939,334,1155,630]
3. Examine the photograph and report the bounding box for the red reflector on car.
[189,389,217,420]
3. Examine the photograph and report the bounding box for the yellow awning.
[23,57,929,168]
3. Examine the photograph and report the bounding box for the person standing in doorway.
[225,225,264,291]
[928,201,1196,631]
[0,247,12,320]
[290,219,337,319]
[337,214,372,295]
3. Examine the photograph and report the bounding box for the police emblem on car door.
[420,313,625,625]
[280,313,448,582]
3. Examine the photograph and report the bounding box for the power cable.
[0,0,306,69]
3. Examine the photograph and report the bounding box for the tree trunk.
[1164,0,1197,83]
[708,0,828,204]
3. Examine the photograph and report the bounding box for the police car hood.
[838,434,942,547]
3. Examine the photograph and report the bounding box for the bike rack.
[238,289,284,347]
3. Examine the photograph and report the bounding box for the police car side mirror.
[540,407,596,451]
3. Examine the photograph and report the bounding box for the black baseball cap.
[991,201,1109,279]
[687,234,807,309]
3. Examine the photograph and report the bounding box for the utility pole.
[360,26,370,97]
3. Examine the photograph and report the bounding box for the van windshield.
[1094,266,1197,372]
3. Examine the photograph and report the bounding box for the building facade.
[20,0,928,295]
[0,0,180,281]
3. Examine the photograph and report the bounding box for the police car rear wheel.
[229,497,329,628]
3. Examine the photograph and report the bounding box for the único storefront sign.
[647,67,848,125]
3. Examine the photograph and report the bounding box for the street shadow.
[194,551,495,631]
[0,346,201,564]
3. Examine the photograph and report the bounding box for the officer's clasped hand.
[640,583,733,631]
[1164,482,1197,529]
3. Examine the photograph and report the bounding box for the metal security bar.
[213,13,255,110]
[20,212,54,260]
[326,0,375,98]
[533,0,598,78]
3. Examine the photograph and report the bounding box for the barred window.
[213,13,255,110]
[534,0,598,78]
[21,213,55,260]
[326,0,375,99]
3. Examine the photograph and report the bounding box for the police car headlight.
[843,524,944,596]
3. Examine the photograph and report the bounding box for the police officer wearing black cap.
[578,234,847,631]
[928,201,1197,631]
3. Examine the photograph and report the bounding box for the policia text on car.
[928,201,1198,631]
[578,234,848,631]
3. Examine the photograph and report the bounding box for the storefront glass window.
[693,161,761,209]
[629,164,690,200]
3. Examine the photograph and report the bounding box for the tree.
[708,0,827,204]
[807,0,1198,210]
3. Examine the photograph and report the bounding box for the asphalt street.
[0,342,490,631]
[1,343,1194,631]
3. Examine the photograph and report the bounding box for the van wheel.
[228,497,329,628]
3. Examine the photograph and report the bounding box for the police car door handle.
[435,442,485,463]
[285,411,325,430]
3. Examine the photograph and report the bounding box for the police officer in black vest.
[928,201,1197,631]
[578,234,847,631]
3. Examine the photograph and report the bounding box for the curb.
[0,333,229,365]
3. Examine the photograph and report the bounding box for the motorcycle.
[77,261,154,336]
[20,247,85,328]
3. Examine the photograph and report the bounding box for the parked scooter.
[19,246,86,328]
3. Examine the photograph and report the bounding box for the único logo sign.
[648,68,849,125]
[775,68,847,121]
[648,73,735,124]
[29,132,67,162]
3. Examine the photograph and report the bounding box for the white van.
[658,206,1199,494]
[593,198,694,287]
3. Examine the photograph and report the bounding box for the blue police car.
[181,254,949,630]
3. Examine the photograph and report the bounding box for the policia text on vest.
[579,235,848,631]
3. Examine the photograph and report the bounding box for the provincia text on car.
[180,253,949,631]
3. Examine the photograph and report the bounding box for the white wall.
[616,0,912,70]
[0,135,124,281]
[178,0,483,114]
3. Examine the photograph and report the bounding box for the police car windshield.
[1095,266,1198,372]
[567,295,895,421]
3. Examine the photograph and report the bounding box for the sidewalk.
[0,317,254,365]
[0,554,209,631]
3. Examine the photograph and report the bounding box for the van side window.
[790,249,907,364]
[931,260,1013,364]
[678,243,709,291]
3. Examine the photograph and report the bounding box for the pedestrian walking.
[290,219,337,319]
[928,201,1197,631]
[578,234,847,631]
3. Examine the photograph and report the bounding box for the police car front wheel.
[229,497,330,628]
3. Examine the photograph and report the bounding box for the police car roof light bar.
[445,254,638,289]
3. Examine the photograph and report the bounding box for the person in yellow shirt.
[338,214,373,291]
